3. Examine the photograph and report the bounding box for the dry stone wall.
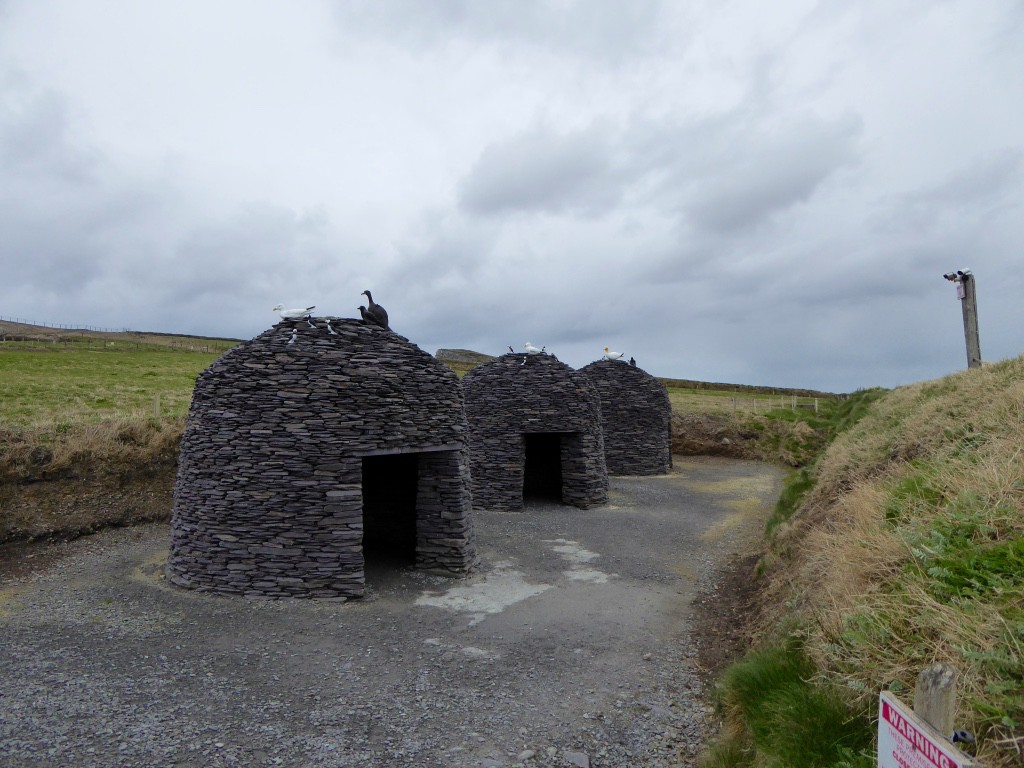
[166,317,477,599]
[579,359,672,475]
[461,352,608,511]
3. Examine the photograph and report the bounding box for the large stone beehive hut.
[462,352,608,511]
[579,359,672,475]
[166,317,477,599]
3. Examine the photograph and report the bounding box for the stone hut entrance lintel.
[355,443,462,457]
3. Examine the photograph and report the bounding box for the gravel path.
[0,457,783,768]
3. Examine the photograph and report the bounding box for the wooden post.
[960,274,982,369]
[153,394,161,419]
[914,663,957,738]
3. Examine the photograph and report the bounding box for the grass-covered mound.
[710,357,1024,767]
[0,342,225,542]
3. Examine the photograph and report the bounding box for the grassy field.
[0,320,236,429]
[0,347,226,427]
[0,333,829,428]
[664,385,825,414]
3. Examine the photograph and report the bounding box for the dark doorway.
[523,433,563,503]
[361,454,418,567]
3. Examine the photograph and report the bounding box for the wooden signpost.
[878,691,975,768]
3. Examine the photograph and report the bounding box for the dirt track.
[0,457,783,768]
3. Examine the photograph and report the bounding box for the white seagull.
[273,304,315,320]
[524,342,545,355]
[603,346,625,361]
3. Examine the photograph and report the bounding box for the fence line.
[0,317,236,355]
[729,396,819,412]
[0,316,134,334]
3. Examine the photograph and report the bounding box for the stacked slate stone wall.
[166,317,477,599]
[579,359,672,475]
[462,353,608,511]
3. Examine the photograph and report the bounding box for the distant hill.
[0,319,239,354]
[434,348,497,366]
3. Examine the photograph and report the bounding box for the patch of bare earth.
[690,551,765,688]
[0,466,176,573]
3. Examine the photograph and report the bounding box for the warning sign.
[879,692,974,768]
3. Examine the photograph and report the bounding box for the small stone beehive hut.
[462,352,608,511]
[579,359,672,475]
[166,317,477,599]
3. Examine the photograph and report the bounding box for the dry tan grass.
[0,417,183,541]
[759,355,1024,767]
[0,417,183,484]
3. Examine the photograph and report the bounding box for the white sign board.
[879,692,974,768]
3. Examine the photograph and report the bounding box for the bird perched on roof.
[361,290,389,329]
[272,304,315,320]
[524,342,545,355]
[603,346,625,361]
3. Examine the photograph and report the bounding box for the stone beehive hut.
[461,352,608,511]
[579,359,672,475]
[166,317,477,599]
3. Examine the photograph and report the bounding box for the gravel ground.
[0,457,783,768]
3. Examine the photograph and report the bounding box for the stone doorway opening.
[523,432,568,504]
[361,453,419,569]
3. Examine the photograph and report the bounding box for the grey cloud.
[160,205,339,305]
[0,81,153,292]
[459,125,624,216]
[0,208,104,290]
[895,149,1023,224]
[1,84,98,185]
[333,0,671,62]
[387,212,495,291]
[684,113,863,233]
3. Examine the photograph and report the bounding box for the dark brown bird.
[361,290,389,329]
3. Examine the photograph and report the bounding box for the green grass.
[666,385,828,414]
[766,467,816,536]
[743,357,1024,767]
[0,347,225,427]
[708,641,874,768]
[761,389,888,533]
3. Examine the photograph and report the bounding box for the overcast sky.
[1,1,1022,392]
